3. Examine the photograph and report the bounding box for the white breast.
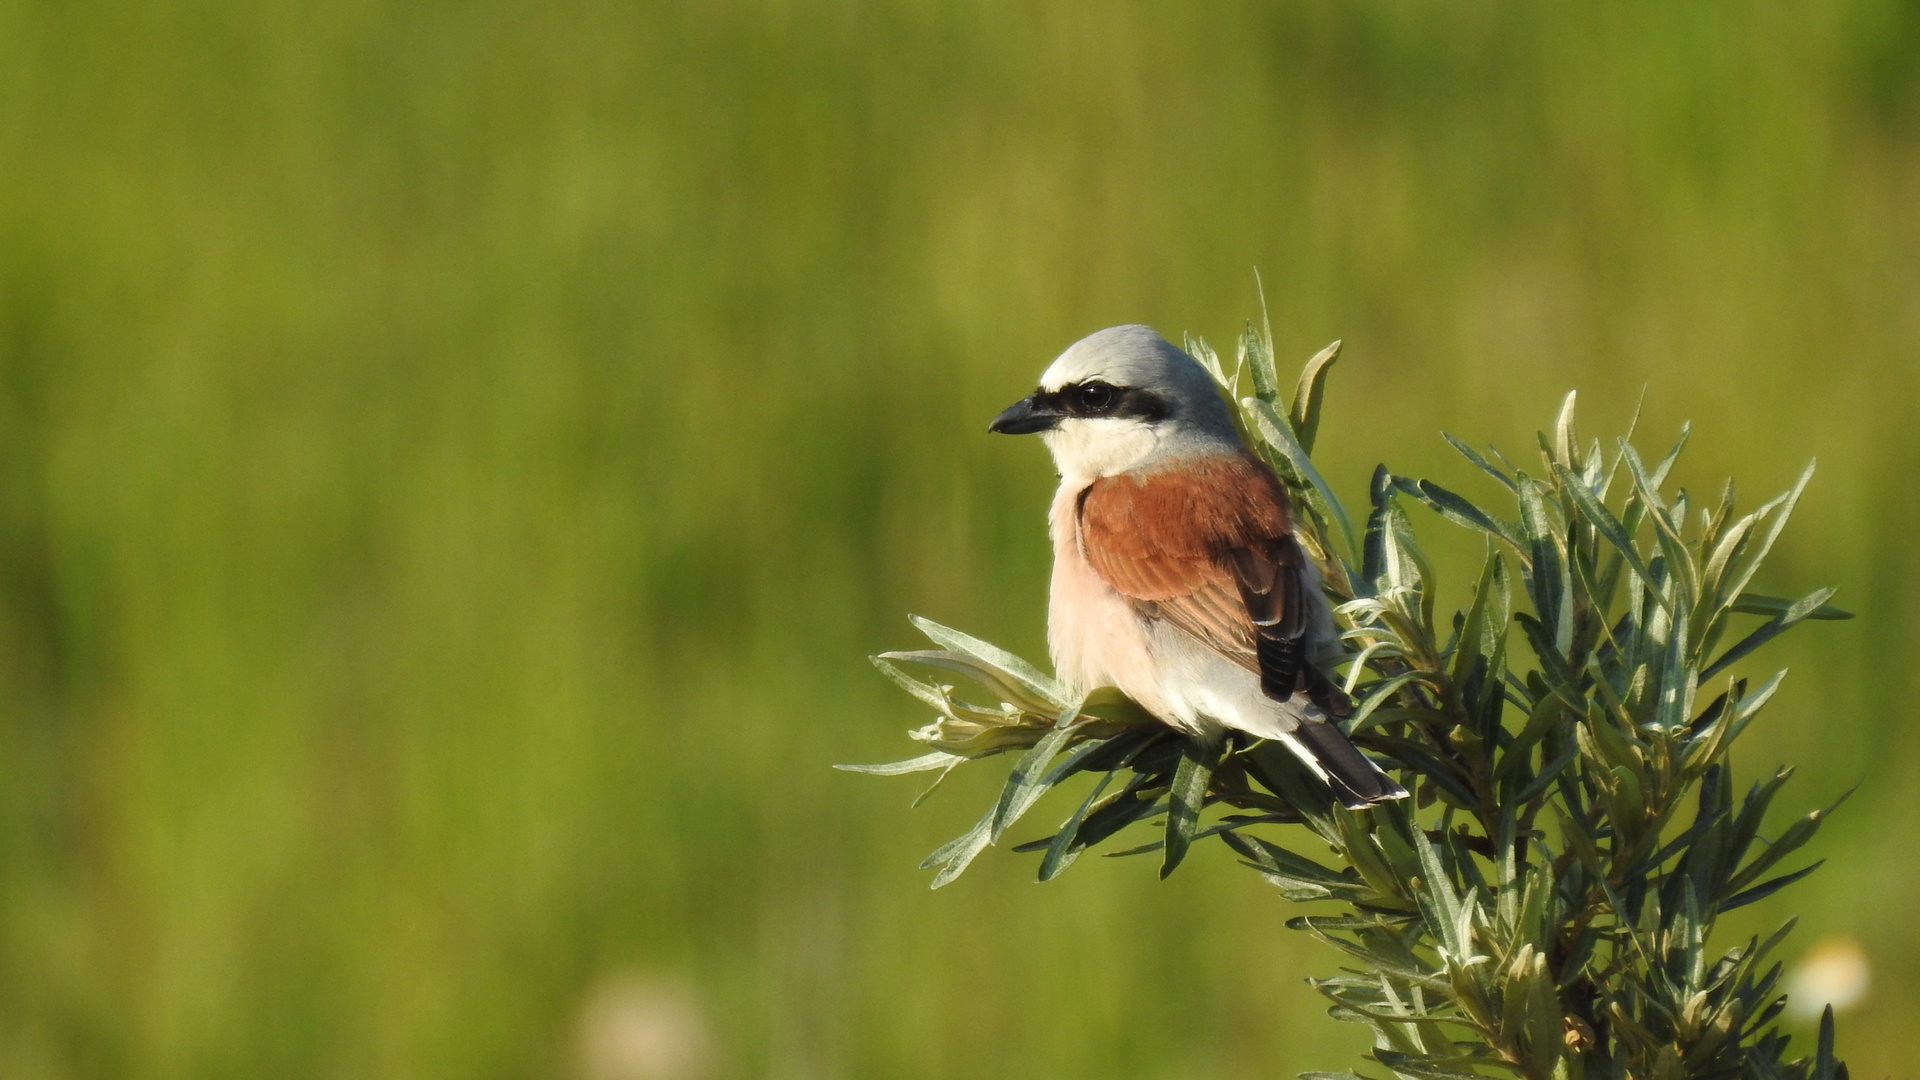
[1044,480,1174,720]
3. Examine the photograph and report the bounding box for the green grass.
[0,2,1916,1076]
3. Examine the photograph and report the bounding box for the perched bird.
[989,324,1406,808]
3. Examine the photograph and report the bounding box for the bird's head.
[989,325,1240,479]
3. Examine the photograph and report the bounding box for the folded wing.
[1076,453,1405,807]
[1075,454,1309,700]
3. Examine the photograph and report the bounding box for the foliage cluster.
[846,326,1855,1078]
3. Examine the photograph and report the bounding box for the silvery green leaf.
[1184,331,1229,387]
[1037,732,1126,786]
[1224,832,1348,885]
[1365,805,1428,890]
[1362,465,1393,589]
[1363,736,1476,810]
[1345,671,1429,733]
[1443,432,1518,492]
[912,721,1051,757]
[1314,997,1458,1027]
[1241,319,1282,405]
[1392,476,1525,555]
[881,650,1055,716]
[910,759,964,807]
[1370,1049,1513,1079]
[1700,586,1838,681]
[989,701,1084,841]
[1551,462,1661,609]
[1649,421,1691,490]
[1725,767,1795,876]
[921,804,996,888]
[1725,669,1786,732]
[1716,459,1816,606]
[1412,831,1466,958]
[1509,745,1579,804]
[1290,914,1413,933]
[1672,877,1708,991]
[1512,612,1572,690]
[1497,943,1535,1046]
[1291,339,1342,455]
[1516,478,1571,652]
[1701,474,1737,545]
[1064,772,1170,852]
[1492,684,1570,786]
[1654,600,1695,732]
[1620,440,1699,612]
[1813,1005,1842,1080]
[1555,930,1598,992]
[1753,916,1800,969]
[1162,736,1220,878]
[1698,512,1757,617]
[1725,787,1852,895]
[1072,725,1167,774]
[1384,501,1439,634]
[1728,592,1853,620]
[1101,837,1167,859]
[1551,389,1578,468]
[908,616,1071,708]
[1322,822,1398,906]
[1359,976,1446,1058]
[833,751,964,775]
[1450,545,1509,695]
[1296,923,1442,983]
[870,654,956,712]
[1718,861,1823,913]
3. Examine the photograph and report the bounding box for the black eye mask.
[1031,380,1171,421]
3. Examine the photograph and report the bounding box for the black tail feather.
[1287,720,1408,808]
[1253,633,1303,700]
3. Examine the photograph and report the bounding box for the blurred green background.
[1,2,1916,1077]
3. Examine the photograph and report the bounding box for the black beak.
[988,393,1061,435]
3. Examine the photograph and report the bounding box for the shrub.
[845,324,1853,1079]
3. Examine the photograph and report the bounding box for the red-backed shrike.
[990,325,1406,808]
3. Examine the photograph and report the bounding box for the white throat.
[1039,419,1167,481]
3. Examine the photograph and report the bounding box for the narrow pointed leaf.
[834,751,965,775]
[1393,476,1525,554]
[1702,587,1840,681]
[1552,390,1578,467]
[1729,593,1854,620]
[1552,463,1660,606]
[1443,432,1518,492]
[1719,862,1824,912]
[922,805,997,888]
[989,701,1084,840]
[1242,318,1282,404]
[1162,737,1220,878]
[1649,422,1692,490]
[908,616,1071,708]
[1718,459,1816,605]
[1291,339,1342,454]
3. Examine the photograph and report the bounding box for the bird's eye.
[1077,382,1115,412]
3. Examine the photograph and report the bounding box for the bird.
[988,324,1407,808]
